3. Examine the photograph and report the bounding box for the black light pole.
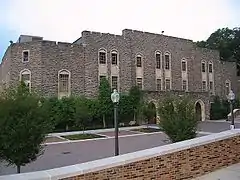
[228,90,235,130]
[111,89,120,156]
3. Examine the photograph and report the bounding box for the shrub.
[158,96,197,143]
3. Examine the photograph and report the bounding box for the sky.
[0,0,240,60]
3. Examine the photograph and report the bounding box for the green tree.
[57,97,76,131]
[158,96,197,143]
[0,82,51,173]
[129,86,142,123]
[118,94,133,124]
[74,97,92,133]
[143,102,156,124]
[98,77,112,128]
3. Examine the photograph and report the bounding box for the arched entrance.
[147,102,157,124]
[195,100,205,121]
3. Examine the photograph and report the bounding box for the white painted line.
[57,136,70,141]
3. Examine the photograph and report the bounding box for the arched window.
[164,52,171,70]
[111,50,118,65]
[155,51,161,69]
[201,61,206,73]
[136,54,142,67]
[181,59,187,72]
[99,48,107,64]
[20,69,31,91]
[58,69,71,97]
[208,61,213,73]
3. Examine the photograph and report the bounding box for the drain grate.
[62,151,71,154]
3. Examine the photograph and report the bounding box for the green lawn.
[62,133,104,140]
[132,128,162,133]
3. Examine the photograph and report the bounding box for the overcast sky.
[1,0,240,60]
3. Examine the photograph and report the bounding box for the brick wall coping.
[0,129,239,180]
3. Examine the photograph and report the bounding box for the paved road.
[0,121,239,176]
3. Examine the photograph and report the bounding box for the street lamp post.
[111,89,120,156]
[228,90,235,130]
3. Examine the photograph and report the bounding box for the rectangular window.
[137,57,142,67]
[182,80,187,91]
[22,51,29,62]
[165,55,170,70]
[111,76,118,90]
[111,53,117,65]
[156,54,161,69]
[59,74,69,93]
[99,52,106,64]
[202,81,207,91]
[165,79,171,90]
[202,62,206,72]
[136,78,143,89]
[209,81,213,91]
[182,61,186,72]
[156,79,161,91]
[209,63,213,73]
[99,75,106,83]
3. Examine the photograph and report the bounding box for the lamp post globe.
[111,89,120,103]
[111,89,120,156]
[228,90,235,130]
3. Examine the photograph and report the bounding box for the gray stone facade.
[0,29,238,120]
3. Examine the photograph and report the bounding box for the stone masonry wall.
[61,134,240,180]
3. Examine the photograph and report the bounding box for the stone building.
[0,29,238,121]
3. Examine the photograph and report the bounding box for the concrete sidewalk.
[194,163,240,180]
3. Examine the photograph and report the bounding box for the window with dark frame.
[209,63,213,73]
[156,53,161,69]
[202,62,206,72]
[22,51,29,62]
[111,76,118,90]
[182,80,187,91]
[165,79,170,90]
[209,81,213,91]
[20,70,31,91]
[182,61,186,72]
[202,81,207,91]
[99,75,106,83]
[165,54,170,70]
[136,56,142,67]
[156,79,161,91]
[99,51,106,64]
[225,82,230,94]
[59,73,69,93]
[136,78,143,89]
[111,52,117,65]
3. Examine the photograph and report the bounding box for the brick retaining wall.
[1,130,240,180]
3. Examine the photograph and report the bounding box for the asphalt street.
[0,121,239,176]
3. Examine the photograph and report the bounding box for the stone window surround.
[98,48,107,64]
[136,77,143,90]
[165,78,171,90]
[202,80,207,91]
[19,69,31,91]
[111,76,119,91]
[181,58,187,72]
[208,61,213,73]
[22,50,30,63]
[136,54,142,68]
[111,49,118,66]
[155,51,162,69]
[182,79,188,91]
[156,78,161,91]
[58,69,71,97]
[164,51,171,70]
[201,60,206,73]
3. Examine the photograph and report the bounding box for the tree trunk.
[66,124,69,131]
[102,115,106,128]
[17,165,21,173]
